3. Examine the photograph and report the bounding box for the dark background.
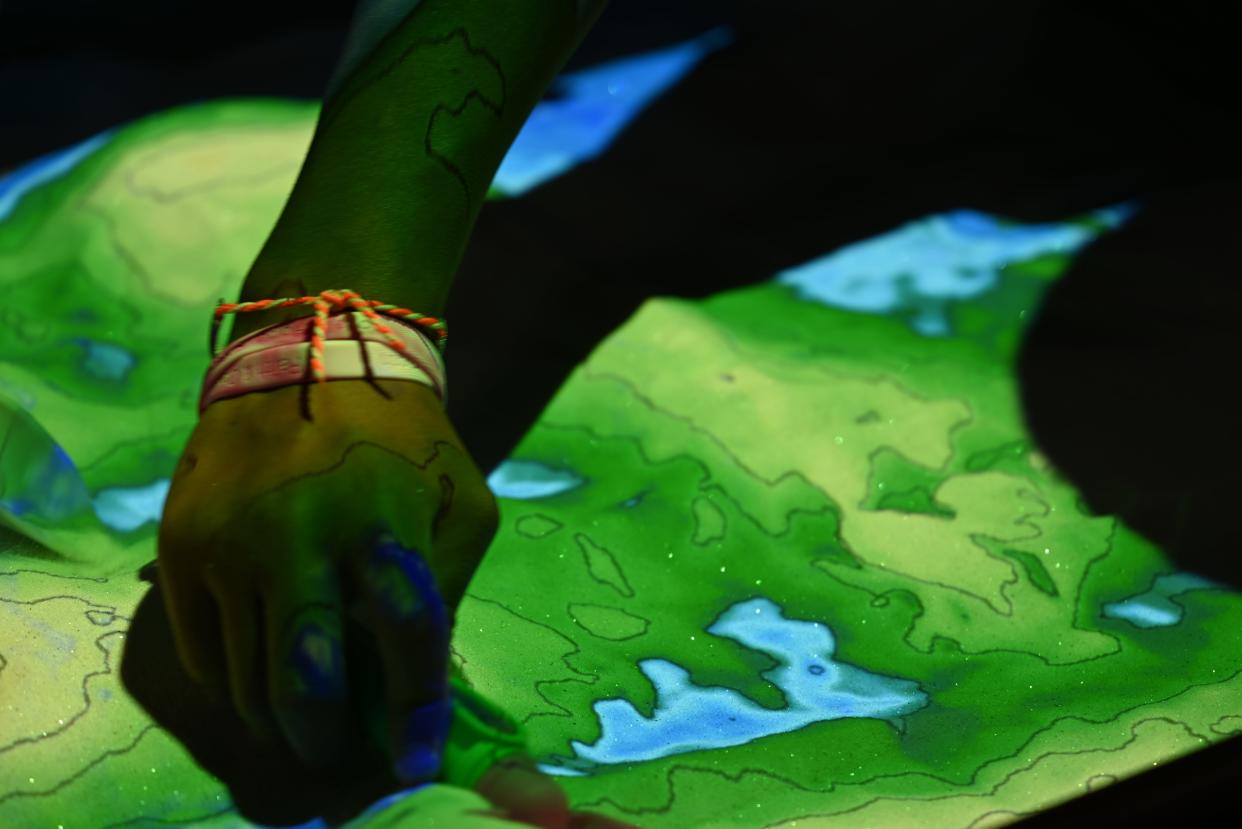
[3,0,1239,824]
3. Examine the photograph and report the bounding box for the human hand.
[156,377,499,782]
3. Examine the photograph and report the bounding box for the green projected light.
[3,67,1242,829]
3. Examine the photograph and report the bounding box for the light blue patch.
[493,26,732,195]
[1104,603,1181,628]
[488,459,585,500]
[67,337,137,381]
[539,764,589,778]
[1102,572,1221,629]
[538,597,927,775]
[775,204,1136,336]
[92,478,171,532]
[0,131,113,222]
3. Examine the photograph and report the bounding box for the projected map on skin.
[4,27,1242,829]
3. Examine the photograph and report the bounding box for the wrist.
[204,295,448,418]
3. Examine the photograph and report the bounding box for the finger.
[207,578,281,743]
[263,566,354,770]
[475,755,570,829]
[157,564,228,701]
[346,528,452,784]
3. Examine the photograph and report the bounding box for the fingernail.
[395,697,453,782]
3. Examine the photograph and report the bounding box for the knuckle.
[355,555,431,626]
[277,610,349,693]
[464,486,501,536]
[480,492,501,531]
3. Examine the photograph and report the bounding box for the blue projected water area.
[1102,573,1220,628]
[775,205,1135,335]
[538,597,928,777]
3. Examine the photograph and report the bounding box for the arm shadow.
[1017,180,1242,589]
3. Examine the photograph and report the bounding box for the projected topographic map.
[2,34,1240,829]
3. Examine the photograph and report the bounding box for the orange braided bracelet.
[199,288,449,415]
[209,288,447,369]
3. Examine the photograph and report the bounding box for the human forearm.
[225,0,609,346]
